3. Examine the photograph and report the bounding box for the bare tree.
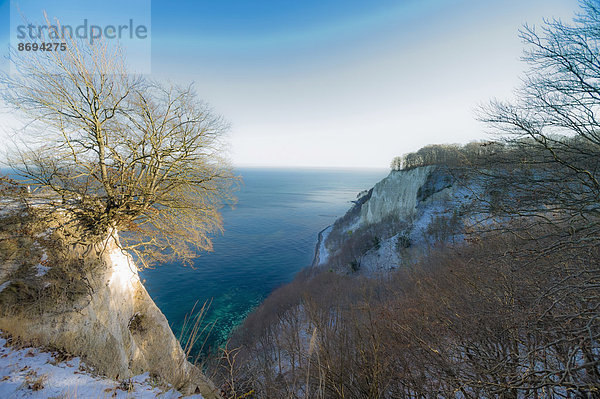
[390,156,403,171]
[1,21,237,267]
[478,0,600,248]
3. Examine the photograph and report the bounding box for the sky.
[0,0,581,168]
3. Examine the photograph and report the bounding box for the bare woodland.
[1,2,600,398]
[211,2,600,398]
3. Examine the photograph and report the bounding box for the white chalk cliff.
[0,225,220,398]
[318,165,472,273]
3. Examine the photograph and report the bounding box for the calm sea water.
[139,168,387,355]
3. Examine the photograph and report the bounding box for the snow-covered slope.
[0,220,220,398]
[0,334,204,398]
[317,165,473,274]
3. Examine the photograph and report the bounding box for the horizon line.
[232,164,389,170]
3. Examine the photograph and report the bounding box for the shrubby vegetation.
[324,214,409,273]
[0,204,102,318]
[210,2,600,397]
[389,141,504,171]
[210,229,599,398]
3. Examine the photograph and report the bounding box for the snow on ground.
[31,242,51,277]
[0,281,10,294]
[358,234,401,275]
[34,251,49,277]
[316,226,331,266]
[0,335,204,398]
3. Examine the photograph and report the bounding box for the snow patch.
[34,228,53,238]
[34,265,49,277]
[0,281,11,293]
[0,334,204,398]
[316,226,331,266]
[34,251,50,277]
[358,234,401,275]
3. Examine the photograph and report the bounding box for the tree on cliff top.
[0,23,237,267]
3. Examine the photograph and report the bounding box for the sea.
[1,167,387,356]
[138,167,387,357]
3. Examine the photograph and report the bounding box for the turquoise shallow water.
[139,167,387,356]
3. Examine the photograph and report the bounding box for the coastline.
[311,224,332,267]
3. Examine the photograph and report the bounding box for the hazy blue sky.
[0,0,580,167]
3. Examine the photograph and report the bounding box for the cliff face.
[359,165,462,226]
[359,166,437,225]
[319,165,471,273]
[0,218,219,398]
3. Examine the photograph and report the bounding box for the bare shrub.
[326,215,408,273]
[215,226,600,398]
